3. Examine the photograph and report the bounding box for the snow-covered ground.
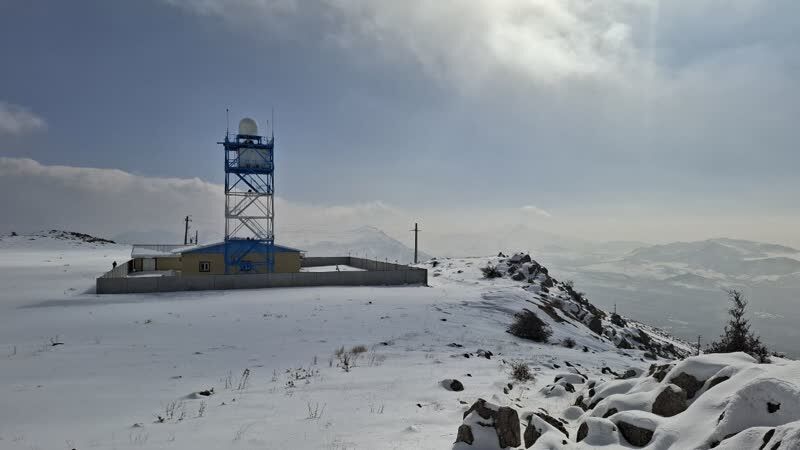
[0,232,798,449]
[300,265,365,272]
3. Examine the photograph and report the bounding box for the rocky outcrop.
[533,411,569,438]
[455,399,521,448]
[707,375,729,390]
[588,316,603,335]
[577,422,589,442]
[456,424,474,445]
[523,422,541,448]
[648,363,673,382]
[652,384,687,417]
[617,421,654,447]
[670,372,705,399]
[442,379,464,392]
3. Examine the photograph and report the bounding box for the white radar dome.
[238,117,259,136]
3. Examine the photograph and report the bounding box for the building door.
[143,258,156,271]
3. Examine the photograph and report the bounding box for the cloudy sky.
[1,0,798,251]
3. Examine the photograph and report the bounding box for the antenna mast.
[183,215,192,245]
[411,222,421,264]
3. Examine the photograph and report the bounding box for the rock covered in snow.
[651,384,687,417]
[442,379,465,392]
[453,399,520,449]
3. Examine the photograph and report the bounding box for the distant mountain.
[279,226,432,263]
[662,272,723,290]
[425,225,586,258]
[581,240,652,255]
[623,238,800,278]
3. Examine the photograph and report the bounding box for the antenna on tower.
[271,107,275,140]
[226,108,230,136]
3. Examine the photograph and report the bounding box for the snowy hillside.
[1,235,798,449]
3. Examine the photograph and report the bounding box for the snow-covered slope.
[0,237,797,450]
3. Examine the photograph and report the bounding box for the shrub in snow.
[480,264,503,279]
[509,361,534,382]
[508,309,552,343]
[707,290,770,363]
[562,337,576,348]
[350,344,367,354]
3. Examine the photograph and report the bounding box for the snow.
[1,235,799,450]
[300,265,365,272]
[579,417,620,446]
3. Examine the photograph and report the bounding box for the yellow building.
[179,242,302,275]
[129,242,302,275]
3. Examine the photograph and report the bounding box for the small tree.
[707,290,770,363]
[508,309,552,342]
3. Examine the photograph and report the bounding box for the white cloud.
[0,157,407,242]
[520,205,552,218]
[0,101,46,135]
[163,0,647,89]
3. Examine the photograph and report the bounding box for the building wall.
[132,257,181,271]
[182,251,300,275]
[275,252,301,273]
[156,257,182,271]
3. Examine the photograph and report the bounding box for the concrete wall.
[301,256,351,267]
[100,260,131,278]
[97,266,427,294]
[300,257,407,271]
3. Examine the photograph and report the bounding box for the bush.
[508,309,552,342]
[509,361,534,382]
[350,345,368,354]
[707,290,770,363]
[481,264,503,279]
[562,337,576,348]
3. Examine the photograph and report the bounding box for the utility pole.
[184,215,192,245]
[411,222,420,264]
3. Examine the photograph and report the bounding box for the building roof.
[131,244,194,258]
[179,241,303,255]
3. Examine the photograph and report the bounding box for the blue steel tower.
[219,117,275,274]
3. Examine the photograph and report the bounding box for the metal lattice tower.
[218,117,275,274]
